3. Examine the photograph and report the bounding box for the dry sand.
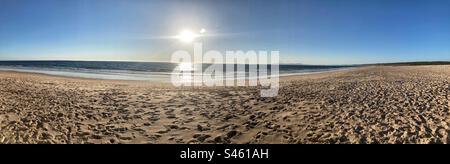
[0,65,448,144]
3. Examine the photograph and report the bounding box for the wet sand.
[0,65,448,144]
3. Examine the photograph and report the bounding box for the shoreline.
[0,66,358,84]
[7,63,447,84]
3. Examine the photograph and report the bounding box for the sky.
[0,0,449,65]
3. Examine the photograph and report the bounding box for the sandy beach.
[0,65,448,144]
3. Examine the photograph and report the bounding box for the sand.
[0,65,448,144]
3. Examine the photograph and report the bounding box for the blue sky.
[0,0,449,64]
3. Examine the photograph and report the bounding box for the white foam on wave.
[0,66,351,82]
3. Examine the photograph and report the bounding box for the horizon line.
[0,59,449,66]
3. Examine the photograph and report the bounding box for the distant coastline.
[371,61,450,66]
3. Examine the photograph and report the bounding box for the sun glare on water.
[178,62,194,71]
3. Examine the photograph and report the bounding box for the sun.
[177,30,196,43]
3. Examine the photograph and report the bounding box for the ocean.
[0,61,352,82]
